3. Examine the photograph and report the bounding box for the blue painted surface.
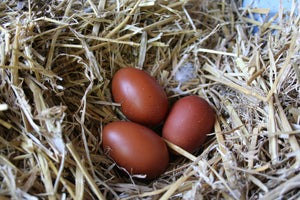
[243,0,296,16]
[242,0,298,33]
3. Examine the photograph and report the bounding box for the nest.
[0,0,299,199]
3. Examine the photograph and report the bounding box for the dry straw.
[0,0,299,199]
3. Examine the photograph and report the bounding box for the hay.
[0,0,299,199]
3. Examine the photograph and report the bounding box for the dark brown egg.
[102,121,169,179]
[112,67,168,126]
[162,96,215,153]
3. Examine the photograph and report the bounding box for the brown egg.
[162,96,215,153]
[112,67,168,126]
[102,121,169,179]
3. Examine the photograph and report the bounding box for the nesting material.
[0,0,299,199]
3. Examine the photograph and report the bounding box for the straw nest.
[0,0,299,199]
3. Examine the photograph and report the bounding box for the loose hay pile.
[0,0,299,199]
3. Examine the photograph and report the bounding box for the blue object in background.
[242,0,298,33]
[243,0,296,16]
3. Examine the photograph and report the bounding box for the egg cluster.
[102,67,215,179]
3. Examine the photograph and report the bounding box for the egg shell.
[162,96,215,153]
[112,67,168,126]
[102,121,169,179]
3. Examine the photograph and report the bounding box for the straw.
[0,0,299,199]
